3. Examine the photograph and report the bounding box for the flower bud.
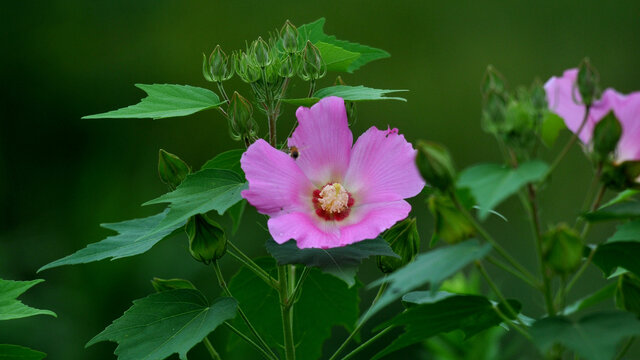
[298,41,326,81]
[377,218,420,273]
[251,37,271,68]
[280,20,299,54]
[615,273,640,317]
[601,160,640,191]
[577,58,599,107]
[234,51,261,83]
[481,65,506,97]
[158,149,191,190]
[428,194,475,245]
[228,92,257,142]
[278,54,297,78]
[542,224,583,274]
[415,141,456,192]
[185,214,227,264]
[204,45,234,82]
[592,111,622,162]
[151,277,196,293]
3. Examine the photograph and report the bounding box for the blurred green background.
[2,1,640,359]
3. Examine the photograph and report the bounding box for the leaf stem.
[286,266,310,310]
[227,242,279,288]
[212,262,279,360]
[307,80,316,98]
[203,337,222,360]
[224,322,276,360]
[340,326,393,360]
[217,82,230,103]
[615,337,635,360]
[487,255,538,289]
[543,105,591,181]
[277,265,296,360]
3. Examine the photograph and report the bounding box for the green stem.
[329,280,389,360]
[487,255,538,289]
[615,337,635,360]
[307,80,316,98]
[543,105,591,181]
[227,246,279,288]
[341,326,393,360]
[277,265,296,360]
[203,337,222,360]
[492,300,533,341]
[216,82,230,103]
[286,267,310,310]
[224,322,275,360]
[212,262,279,360]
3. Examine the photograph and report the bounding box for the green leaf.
[87,290,236,360]
[227,199,246,235]
[0,279,56,321]
[458,161,549,221]
[540,112,566,147]
[143,169,247,236]
[607,220,640,242]
[372,292,519,360]
[227,258,359,360]
[297,18,390,72]
[39,210,182,272]
[563,282,617,315]
[531,311,640,360]
[0,344,46,360]
[583,201,640,222]
[200,149,244,175]
[265,237,398,286]
[364,239,492,323]
[283,85,407,106]
[601,189,640,208]
[315,42,360,72]
[593,241,640,278]
[83,84,224,119]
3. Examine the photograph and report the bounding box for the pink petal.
[343,127,425,205]
[241,139,314,216]
[288,96,353,186]
[338,200,412,247]
[603,89,640,162]
[268,212,341,249]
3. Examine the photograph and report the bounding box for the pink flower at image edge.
[240,96,425,249]
[544,68,640,162]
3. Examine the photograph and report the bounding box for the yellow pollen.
[318,183,349,213]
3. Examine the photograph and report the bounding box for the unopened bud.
[428,195,475,245]
[158,149,190,190]
[481,65,506,97]
[542,224,583,274]
[280,20,299,53]
[592,111,622,162]
[186,214,227,264]
[377,218,420,273]
[228,92,256,142]
[251,37,271,68]
[299,41,326,81]
[205,45,233,82]
[151,277,196,293]
[415,141,456,192]
[615,273,640,317]
[279,54,297,78]
[577,58,599,107]
[234,51,261,83]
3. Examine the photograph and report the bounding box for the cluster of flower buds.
[377,218,420,273]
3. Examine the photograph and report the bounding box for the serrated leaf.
[364,239,492,323]
[315,42,360,72]
[458,161,549,221]
[200,149,244,175]
[563,282,617,315]
[372,292,519,360]
[227,258,359,360]
[531,311,640,360]
[87,290,236,360]
[265,237,398,286]
[83,84,224,119]
[540,111,566,147]
[0,344,46,360]
[39,210,182,272]
[143,169,247,236]
[0,279,56,321]
[583,201,640,222]
[283,85,407,106]
[607,220,640,243]
[601,189,640,208]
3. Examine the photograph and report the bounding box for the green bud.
[151,277,196,293]
[299,41,326,81]
[280,20,299,53]
[592,111,622,161]
[415,140,456,192]
[228,91,256,142]
[481,90,508,135]
[185,214,227,264]
[377,218,420,273]
[481,65,506,96]
[251,37,271,68]
[615,273,640,317]
[601,160,640,191]
[428,194,475,245]
[542,224,583,274]
[577,58,599,107]
[205,45,234,82]
[233,51,261,83]
[278,54,297,78]
[158,149,190,190]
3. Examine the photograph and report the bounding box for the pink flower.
[240,96,425,249]
[544,68,640,162]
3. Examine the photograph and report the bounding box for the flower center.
[312,183,355,221]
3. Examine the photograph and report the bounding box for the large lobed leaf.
[372,291,519,360]
[363,239,492,323]
[265,237,398,286]
[0,279,56,321]
[531,311,640,360]
[458,161,549,221]
[83,84,224,119]
[315,42,361,72]
[583,201,640,222]
[39,210,182,272]
[283,85,407,107]
[227,258,360,360]
[592,220,640,278]
[0,344,46,360]
[87,289,237,360]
